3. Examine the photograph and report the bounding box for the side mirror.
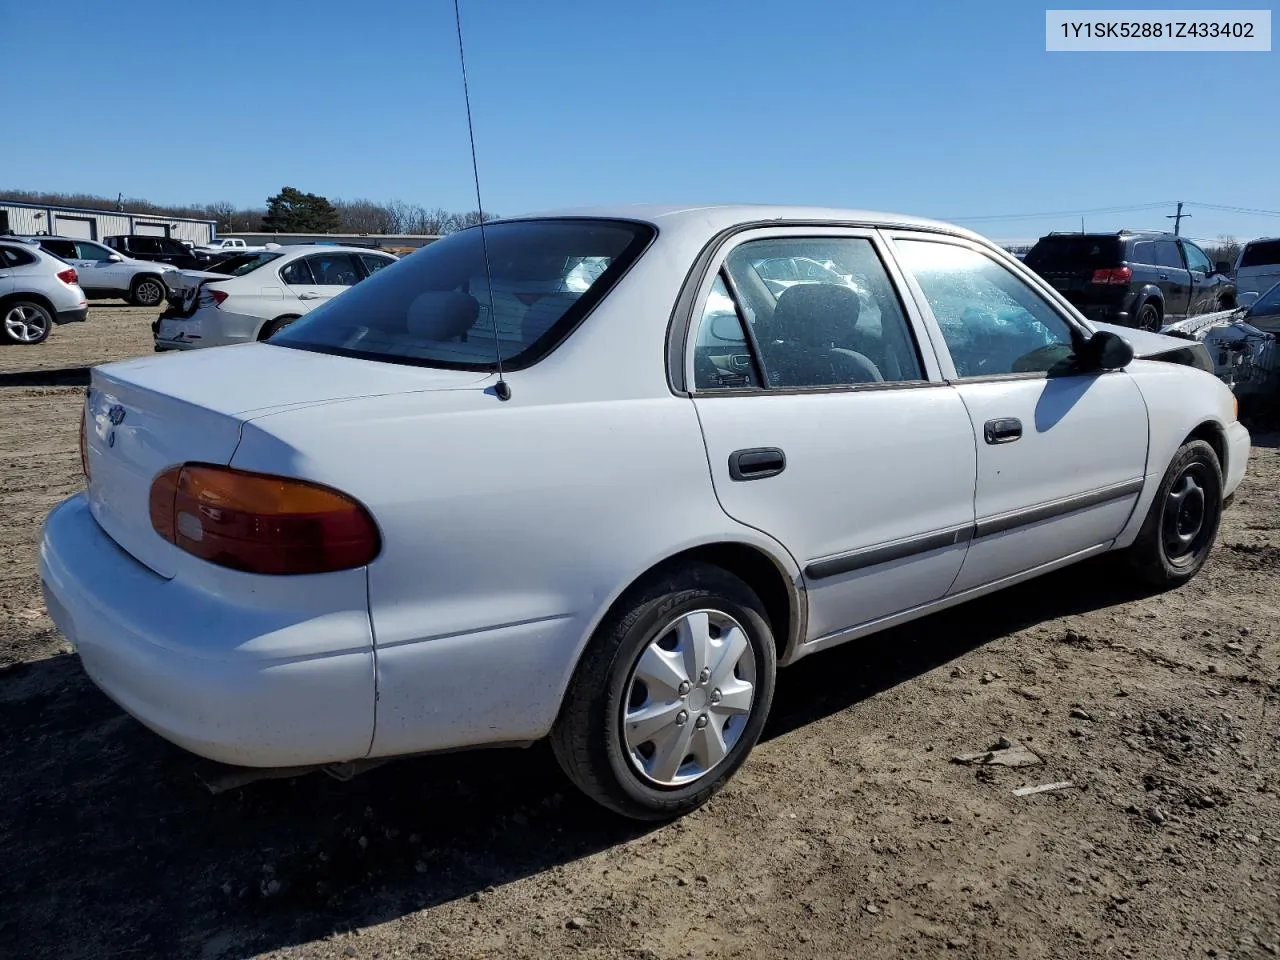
[1237,291,1260,310]
[1080,329,1134,371]
[1215,260,1232,275]
[107,254,123,262]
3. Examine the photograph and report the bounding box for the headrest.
[405,290,479,340]
[772,283,861,347]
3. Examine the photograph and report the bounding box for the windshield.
[1249,280,1280,317]
[1023,236,1122,271]
[225,251,283,276]
[269,218,655,370]
[1239,240,1280,269]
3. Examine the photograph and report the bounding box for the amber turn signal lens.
[148,463,380,575]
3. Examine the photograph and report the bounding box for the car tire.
[1136,301,1162,331]
[550,562,778,821]
[1123,439,1223,589]
[258,315,299,340]
[130,276,167,308]
[1,299,54,345]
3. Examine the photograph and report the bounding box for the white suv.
[21,235,176,307]
[154,245,397,350]
[0,240,87,344]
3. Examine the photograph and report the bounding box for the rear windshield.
[1239,240,1280,269]
[269,218,655,370]
[224,252,283,276]
[1023,236,1123,271]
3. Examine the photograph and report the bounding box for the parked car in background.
[41,204,1249,822]
[153,244,397,350]
[1232,237,1280,302]
[192,237,269,266]
[104,235,201,271]
[1023,230,1235,331]
[0,239,87,344]
[14,234,177,307]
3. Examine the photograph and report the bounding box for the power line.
[1184,201,1280,219]
[945,201,1175,223]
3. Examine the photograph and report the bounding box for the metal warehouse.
[0,200,215,245]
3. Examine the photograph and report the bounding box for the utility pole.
[1167,201,1190,236]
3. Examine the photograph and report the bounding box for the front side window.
[129,237,161,254]
[894,239,1079,378]
[270,218,654,369]
[75,241,114,261]
[1182,241,1212,274]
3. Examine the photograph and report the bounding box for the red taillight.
[148,464,380,575]
[57,267,78,285]
[210,289,229,307]
[1090,267,1133,285]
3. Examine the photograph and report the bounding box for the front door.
[888,234,1150,593]
[71,240,130,295]
[1180,239,1219,315]
[1154,239,1191,320]
[686,229,978,643]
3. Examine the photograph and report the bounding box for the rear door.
[888,233,1149,592]
[686,228,978,644]
[1154,239,1191,318]
[283,253,363,311]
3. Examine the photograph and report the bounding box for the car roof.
[489,203,987,242]
[266,244,394,255]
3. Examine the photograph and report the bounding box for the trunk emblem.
[108,405,126,426]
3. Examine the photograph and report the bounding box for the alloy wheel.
[3,304,52,343]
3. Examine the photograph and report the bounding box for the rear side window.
[1155,241,1184,269]
[1023,236,1122,271]
[270,219,654,370]
[279,259,315,285]
[1130,240,1156,264]
[0,244,37,267]
[1239,240,1280,268]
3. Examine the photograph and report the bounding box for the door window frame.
[880,229,1101,384]
[673,225,949,398]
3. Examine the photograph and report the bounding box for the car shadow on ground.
[0,557,1158,959]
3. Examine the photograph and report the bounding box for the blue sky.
[2,0,1277,244]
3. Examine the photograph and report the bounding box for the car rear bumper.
[55,306,88,324]
[38,493,376,767]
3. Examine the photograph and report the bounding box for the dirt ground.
[1,306,1277,960]
[0,301,156,375]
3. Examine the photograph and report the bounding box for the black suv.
[1022,230,1235,331]
[103,235,201,271]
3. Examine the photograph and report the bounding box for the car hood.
[1092,321,1204,358]
[96,341,494,419]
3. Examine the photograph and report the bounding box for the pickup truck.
[192,237,268,264]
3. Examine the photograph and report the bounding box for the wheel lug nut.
[675,710,688,727]
[698,668,710,684]
[710,689,721,704]
[695,714,708,728]
[678,681,691,696]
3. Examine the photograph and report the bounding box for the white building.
[0,200,215,245]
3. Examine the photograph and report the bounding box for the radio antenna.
[453,0,509,401]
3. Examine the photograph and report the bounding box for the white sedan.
[40,204,1250,820]
[153,244,397,349]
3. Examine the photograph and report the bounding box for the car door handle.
[983,418,1022,444]
[298,291,323,300]
[728,447,786,481]
[1158,273,1169,280]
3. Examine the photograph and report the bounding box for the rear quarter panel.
[231,384,800,757]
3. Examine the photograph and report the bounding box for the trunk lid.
[84,344,491,578]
